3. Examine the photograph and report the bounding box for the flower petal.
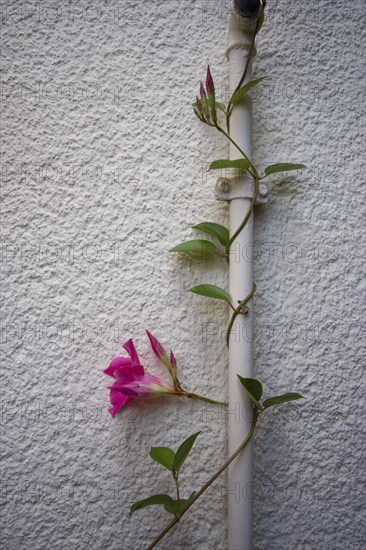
[141,373,171,387]
[113,364,144,384]
[122,339,140,366]
[109,388,134,417]
[113,373,174,399]
[112,385,140,397]
[104,356,132,377]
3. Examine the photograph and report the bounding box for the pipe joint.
[226,1,263,58]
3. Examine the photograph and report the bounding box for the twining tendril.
[225,176,260,258]
[226,283,257,347]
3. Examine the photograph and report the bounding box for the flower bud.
[206,65,215,95]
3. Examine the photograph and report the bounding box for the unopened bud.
[206,65,215,95]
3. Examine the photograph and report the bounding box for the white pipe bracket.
[215,176,268,203]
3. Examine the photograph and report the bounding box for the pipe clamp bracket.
[215,177,268,203]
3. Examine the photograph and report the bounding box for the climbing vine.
[104,3,305,548]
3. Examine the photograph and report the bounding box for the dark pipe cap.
[234,0,261,16]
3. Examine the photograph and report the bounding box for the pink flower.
[104,332,227,417]
[104,337,177,417]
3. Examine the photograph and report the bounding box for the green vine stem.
[215,124,258,179]
[133,391,227,407]
[225,175,260,256]
[225,14,262,133]
[173,471,180,513]
[183,392,228,407]
[146,408,259,550]
[145,17,263,549]
[226,283,257,347]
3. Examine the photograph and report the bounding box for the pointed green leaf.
[262,393,304,409]
[209,158,251,171]
[149,447,175,471]
[237,376,263,410]
[163,500,179,516]
[215,101,226,112]
[264,163,306,176]
[189,284,231,303]
[230,77,267,106]
[166,492,197,516]
[192,222,229,246]
[199,98,225,113]
[169,240,217,253]
[129,494,175,517]
[173,432,200,473]
[237,376,263,401]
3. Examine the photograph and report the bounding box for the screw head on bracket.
[258,183,268,198]
[220,179,231,193]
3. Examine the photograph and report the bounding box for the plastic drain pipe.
[223,1,264,549]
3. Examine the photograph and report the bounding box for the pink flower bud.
[170,350,177,371]
[200,81,206,100]
[195,95,204,116]
[206,65,215,95]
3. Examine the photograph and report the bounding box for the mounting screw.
[219,178,231,193]
[258,183,268,197]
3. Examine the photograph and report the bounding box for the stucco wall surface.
[1,1,365,549]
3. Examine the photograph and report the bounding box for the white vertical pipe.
[226,10,259,550]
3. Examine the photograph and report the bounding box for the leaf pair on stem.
[130,433,199,519]
[130,379,303,532]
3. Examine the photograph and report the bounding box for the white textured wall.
[1,1,365,549]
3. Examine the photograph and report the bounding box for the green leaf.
[237,376,263,410]
[169,240,217,253]
[129,494,175,517]
[199,98,226,113]
[163,500,179,516]
[189,284,231,303]
[264,163,306,176]
[173,432,200,473]
[230,77,267,106]
[209,158,251,171]
[192,222,229,246]
[262,393,304,409]
[215,101,226,112]
[165,492,196,516]
[149,447,175,471]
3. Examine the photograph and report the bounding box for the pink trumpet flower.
[104,338,176,418]
[104,333,227,417]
